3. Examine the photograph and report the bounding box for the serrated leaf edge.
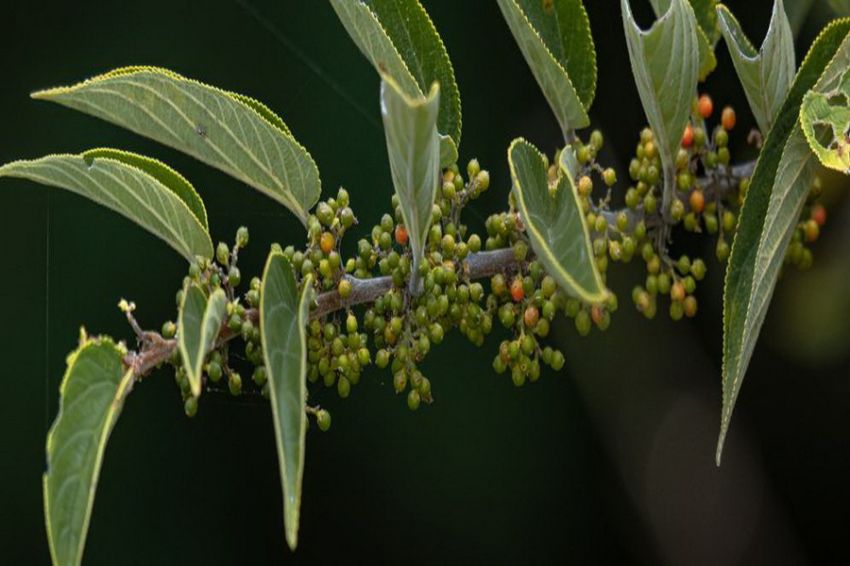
[508,137,607,303]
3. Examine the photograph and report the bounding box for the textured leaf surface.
[0,150,212,261]
[380,75,441,289]
[651,0,718,79]
[260,253,312,550]
[32,67,320,222]
[497,0,591,136]
[622,0,699,181]
[178,285,227,397]
[329,0,462,159]
[719,20,850,464]
[44,336,134,566]
[717,1,796,135]
[510,139,607,303]
[800,67,850,173]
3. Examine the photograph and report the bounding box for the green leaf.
[719,19,850,464]
[178,285,228,398]
[44,334,135,566]
[260,253,313,550]
[0,150,213,261]
[380,75,441,293]
[509,138,607,303]
[800,67,850,173]
[497,0,592,136]
[329,0,462,161]
[785,0,814,37]
[717,1,796,135]
[622,0,700,198]
[651,0,719,80]
[31,66,320,223]
[829,0,850,17]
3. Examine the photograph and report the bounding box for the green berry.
[161,321,177,339]
[316,409,332,431]
[603,168,617,187]
[228,372,242,396]
[184,396,198,418]
[407,389,421,410]
[337,376,351,398]
[252,366,267,387]
[216,242,230,266]
[235,226,249,248]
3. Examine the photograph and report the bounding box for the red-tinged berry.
[698,94,713,119]
[510,278,525,302]
[721,106,736,130]
[523,306,539,328]
[682,123,694,148]
[394,224,409,246]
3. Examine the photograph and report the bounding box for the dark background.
[1,1,849,564]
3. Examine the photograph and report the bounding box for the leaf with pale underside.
[380,74,441,292]
[0,150,212,261]
[329,0,462,165]
[800,67,850,173]
[178,285,228,398]
[260,253,313,550]
[497,0,593,136]
[717,1,796,135]
[650,0,719,80]
[509,138,607,303]
[31,66,320,223]
[44,334,135,566]
[719,20,850,465]
[622,0,700,184]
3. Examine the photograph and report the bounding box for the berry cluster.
[151,93,832,423]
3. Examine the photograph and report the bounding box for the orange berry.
[523,306,539,328]
[721,106,736,130]
[319,232,335,254]
[510,278,525,302]
[811,204,827,227]
[394,224,409,246]
[681,123,694,148]
[698,94,713,119]
[689,190,705,214]
[590,305,605,326]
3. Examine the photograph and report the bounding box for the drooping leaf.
[800,67,850,173]
[260,253,313,550]
[497,0,592,136]
[0,150,213,261]
[509,138,607,303]
[44,335,135,566]
[650,0,719,80]
[717,1,796,135]
[178,285,228,397]
[829,0,850,17]
[622,0,700,196]
[31,66,320,223]
[329,0,462,163]
[719,20,850,464]
[380,75,441,293]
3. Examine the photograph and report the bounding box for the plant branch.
[123,161,755,380]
